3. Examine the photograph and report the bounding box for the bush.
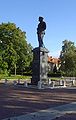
[48,71,61,77]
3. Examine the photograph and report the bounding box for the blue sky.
[0,0,76,57]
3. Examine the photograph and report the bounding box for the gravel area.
[0,83,76,119]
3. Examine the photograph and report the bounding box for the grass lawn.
[0,74,63,82]
[0,74,31,81]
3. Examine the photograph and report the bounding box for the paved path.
[0,83,76,120]
[3,102,76,120]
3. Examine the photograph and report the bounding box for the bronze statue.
[37,17,46,47]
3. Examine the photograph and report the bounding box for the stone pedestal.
[31,47,49,85]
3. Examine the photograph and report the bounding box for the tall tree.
[0,22,33,75]
[60,40,76,76]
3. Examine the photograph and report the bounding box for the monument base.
[31,47,49,85]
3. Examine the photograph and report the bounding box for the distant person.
[37,16,46,47]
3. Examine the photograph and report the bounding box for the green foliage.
[60,40,76,76]
[0,22,33,75]
[48,71,61,77]
[53,64,57,73]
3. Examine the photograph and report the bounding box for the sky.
[0,0,76,58]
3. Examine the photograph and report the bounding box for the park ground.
[0,82,76,120]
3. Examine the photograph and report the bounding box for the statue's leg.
[41,39,43,47]
[38,33,42,47]
[41,31,45,47]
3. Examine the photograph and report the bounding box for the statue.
[37,16,46,47]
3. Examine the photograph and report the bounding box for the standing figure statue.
[37,16,46,47]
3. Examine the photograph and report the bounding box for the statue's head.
[39,16,43,22]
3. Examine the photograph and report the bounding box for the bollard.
[13,80,17,85]
[4,79,8,85]
[52,81,55,88]
[60,80,63,86]
[24,81,28,87]
[72,79,76,86]
[38,81,42,89]
[48,79,51,85]
[63,80,66,87]
[18,79,20,84]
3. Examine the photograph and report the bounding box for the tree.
[53,64,57,73]
[60,40,76,76]
[0,22,33,75]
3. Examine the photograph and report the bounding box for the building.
[48,56,61,72]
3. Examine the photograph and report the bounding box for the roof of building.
[48,56,61,64]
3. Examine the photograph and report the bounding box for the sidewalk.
[3,102,76,120]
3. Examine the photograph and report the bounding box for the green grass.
[0,74,63,81]
[49,77,64,81]
[0,74,31,80]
